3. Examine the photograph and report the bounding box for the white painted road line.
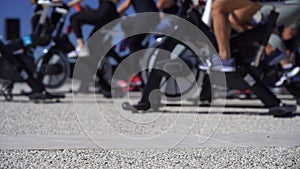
[0,133,299,149]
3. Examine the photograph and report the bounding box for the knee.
[211,1,227,18]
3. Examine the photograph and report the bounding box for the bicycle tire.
[36,50,70,89]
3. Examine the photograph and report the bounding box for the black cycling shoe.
[122,101,151,111]
[134,102,152,111]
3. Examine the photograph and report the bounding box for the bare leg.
[229,1,261,32]
[77,38,84,48]
[280,26,298,66]
[212,0,258,60]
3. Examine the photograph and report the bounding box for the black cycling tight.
[70,1,119,39]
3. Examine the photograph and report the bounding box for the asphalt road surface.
[0,83,299,168]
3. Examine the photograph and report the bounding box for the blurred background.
[0,0,134,55]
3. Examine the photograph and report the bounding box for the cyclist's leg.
[0,42,45,93]
[212,0,257,60]
[70,2,119,48]
[139,69,163,106]
[125,14,160,75]
[70,11,92,48]
[229,1,261,32]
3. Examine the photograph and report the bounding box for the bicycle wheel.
[141,40,203,101]
[36,50,70,89]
